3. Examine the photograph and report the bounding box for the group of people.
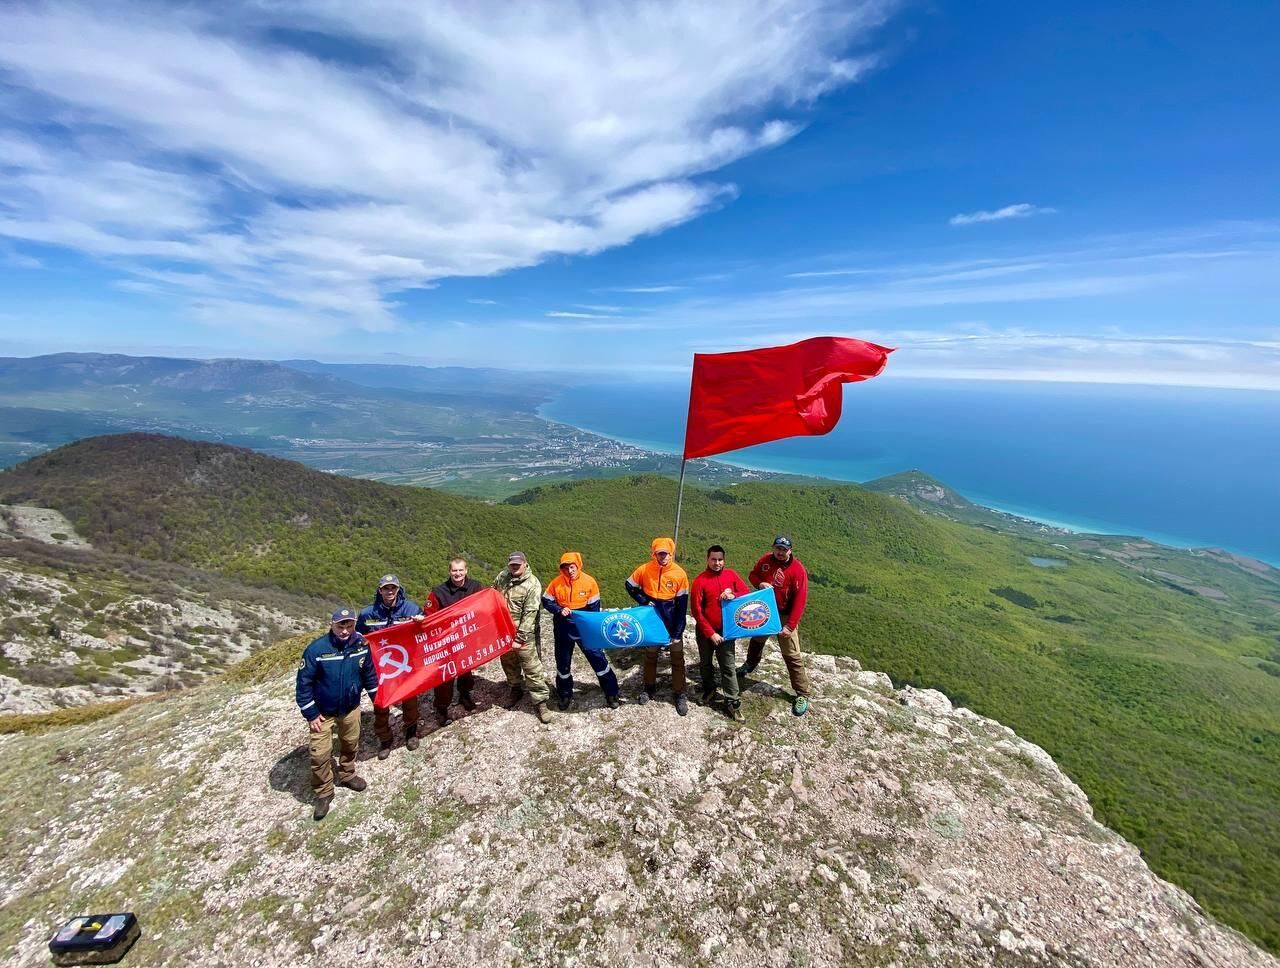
[295,536,810,820]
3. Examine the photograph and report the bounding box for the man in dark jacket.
[424,557,482,725]
[296,607,377,821]
[356,574,424,758]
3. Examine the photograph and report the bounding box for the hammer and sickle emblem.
[377,644,411,682]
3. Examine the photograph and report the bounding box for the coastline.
[538,404,1278,566]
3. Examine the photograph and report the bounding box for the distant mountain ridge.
[1,433,1278,950]
[0,352,799,496]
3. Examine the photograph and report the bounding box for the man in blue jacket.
[296,607,378,821]
[357,574,424,759]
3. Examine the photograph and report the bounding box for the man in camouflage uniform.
[493,551,552,724]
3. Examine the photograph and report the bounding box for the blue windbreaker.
[356,586,423,634]
[295,630,378,721]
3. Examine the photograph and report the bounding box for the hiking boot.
[313,796,333,822]
[605,695,621,710]
[506,685,525,709]
[636,688,652,706]
[675,693,688,717]
[792,696,810,717]
[700,688,717,705]
[405,733,420,751]
[558,696,573,712]
[459,690,478,712]
[728,703,745,723]
[736,661,756,678]
[434,708,449,728]
[339,775,367,793]
[535,702,552,724]
[377,741,392,761]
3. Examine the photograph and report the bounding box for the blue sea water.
[541,378,1280,565]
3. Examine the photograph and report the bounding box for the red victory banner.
[365,587,516,708]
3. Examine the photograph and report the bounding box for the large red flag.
[365,588,516,708]
[682,336,893,460]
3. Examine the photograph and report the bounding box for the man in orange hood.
[541,551,621,711]
[624,536,691,715]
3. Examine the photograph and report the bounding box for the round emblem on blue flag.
[734,598,772,631]
[603,613,645,647]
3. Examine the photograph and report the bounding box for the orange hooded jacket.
[625,537,689,600]
[543,551,602,611]
[624,537,689,640]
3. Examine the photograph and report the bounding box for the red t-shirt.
[690,568,751,636]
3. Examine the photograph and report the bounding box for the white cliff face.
[0,641,1273,968]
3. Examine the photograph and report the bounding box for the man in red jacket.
[739,535,812,716]
[690,544,750,722]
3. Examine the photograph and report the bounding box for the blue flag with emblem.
[571,606,673,650]
[720,587,783,639]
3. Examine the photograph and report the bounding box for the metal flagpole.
[673,458,688,552]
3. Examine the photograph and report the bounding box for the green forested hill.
[2,433,1278,951]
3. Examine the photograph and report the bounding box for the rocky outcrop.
[0,643,1272,967]
[0,555,311,711]
[0,504,91,547]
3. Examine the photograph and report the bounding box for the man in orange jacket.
[541,551,621,711]
[625,536,691,715]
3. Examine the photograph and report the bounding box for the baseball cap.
[507,551,527,564]
[377,574,401,588]
[772,535,793,549]
[331,607,357,623]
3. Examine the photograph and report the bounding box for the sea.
[541,377,1280,566]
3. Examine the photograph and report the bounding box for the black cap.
[773,535,793,549]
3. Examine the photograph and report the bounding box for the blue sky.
[0,0,1277,388]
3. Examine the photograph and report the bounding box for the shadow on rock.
[269,745,313,804]
[431,678,510,729]
[739,677,789,701]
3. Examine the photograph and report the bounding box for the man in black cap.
[740,535,812,716]
[425,557,482,725]
[296,607,377,820]
[357,574,424,758]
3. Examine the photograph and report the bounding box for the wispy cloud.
[608,284,689,293]
[531,224,1280,389]
[466,298,498,306]
[949,203,1057,226]
[0,1,897,335]
[545,310,619,319]
[683,328,1280,391]
[521,319,651,332]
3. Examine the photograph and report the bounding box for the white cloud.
[545,310,619,319]
[949,203,1057,226]
[0,0,897,334]
[681,328,1280,391]
[608,284,688,293]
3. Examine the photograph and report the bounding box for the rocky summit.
[1,637,1273,968]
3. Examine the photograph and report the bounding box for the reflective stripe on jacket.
[295,630,377,721]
